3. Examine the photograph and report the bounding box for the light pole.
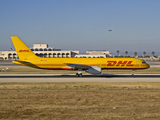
[108,30,112,55]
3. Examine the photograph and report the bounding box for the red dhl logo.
[19,50,30,52]
[104,61,134,66]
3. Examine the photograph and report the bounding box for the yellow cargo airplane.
[11,36,150,76]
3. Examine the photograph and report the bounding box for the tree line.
[116,50,156,58]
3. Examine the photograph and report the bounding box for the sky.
[0,0,160,56]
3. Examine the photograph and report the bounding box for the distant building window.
[53,53,56,57]
[48,48,52,51]
[57,53,60,57]
[66,53,70,58]
[62,53,65,57]
[48,53,52,57]
[39,53,43,57]
[35,53,39,57]
[39,48,43,51]
[44,48,47,51]
[31,48,34,51]
[35,48,39,51]
[44,53,47,57]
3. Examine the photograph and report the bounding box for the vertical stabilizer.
[11,36,38,60]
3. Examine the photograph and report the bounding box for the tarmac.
[0,60,160,83]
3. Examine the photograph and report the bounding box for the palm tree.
[134,52,137,57]
[125,51,128,57]
[117,50,119,57]
[143,51,146,57]
[152,51,155,57]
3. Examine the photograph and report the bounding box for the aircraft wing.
[64,63,91,69]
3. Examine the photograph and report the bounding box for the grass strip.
[0,82,160,119]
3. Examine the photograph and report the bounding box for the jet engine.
[86,66,101,74]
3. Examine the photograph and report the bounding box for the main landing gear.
[76,69,83,77]
[76,73,82,77]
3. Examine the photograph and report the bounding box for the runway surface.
[1,61,160,83]
[1,74,160,82]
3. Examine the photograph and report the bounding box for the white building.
[0,44,79,60]
[75,51,110,58]
[0,44,111,60]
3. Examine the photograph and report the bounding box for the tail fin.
[11,36,38,60]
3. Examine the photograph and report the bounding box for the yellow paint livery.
[11,36,150,76]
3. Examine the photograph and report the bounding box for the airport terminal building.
[0,44,110,60]
[0,44,79,60]
[75,51,110,58]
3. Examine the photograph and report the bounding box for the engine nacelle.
[86,66,102,74]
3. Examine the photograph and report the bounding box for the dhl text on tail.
[11,36,150,77]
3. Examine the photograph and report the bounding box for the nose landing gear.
[132,69,136,76]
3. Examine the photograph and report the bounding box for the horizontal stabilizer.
[13,60,40,68]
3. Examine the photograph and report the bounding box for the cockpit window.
[142,61,146,64]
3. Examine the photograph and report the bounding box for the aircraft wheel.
[76,73,82,77]
[76,73,79,77]
[79,73,82,77]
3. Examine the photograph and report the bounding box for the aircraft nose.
[146,63,150,68]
